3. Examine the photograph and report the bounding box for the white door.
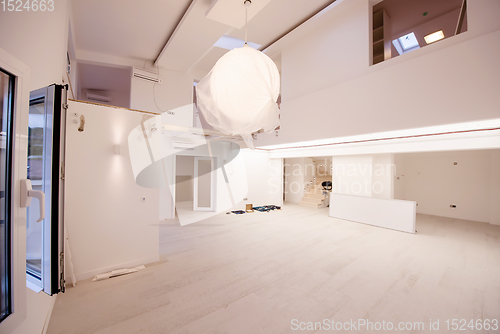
[193,157,216,212]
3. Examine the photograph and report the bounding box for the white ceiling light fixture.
[196,0,281,149]
[424,30,445,44]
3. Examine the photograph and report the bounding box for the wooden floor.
[47,204,500,334]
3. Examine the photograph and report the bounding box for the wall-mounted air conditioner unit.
[132,67,162,84]
[86,91,112,104]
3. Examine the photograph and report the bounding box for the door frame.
[0,47,30,333]
[26,85,66,296]
[193,157,216,212]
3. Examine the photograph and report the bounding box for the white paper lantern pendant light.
[196,0,281,149]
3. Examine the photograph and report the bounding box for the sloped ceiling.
[72,0,193,61]
[72,0,335,72]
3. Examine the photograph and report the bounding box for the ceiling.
[374,0,464,37]
[72,0,192,61]
[71,0,335,73]
[78,63,131,92]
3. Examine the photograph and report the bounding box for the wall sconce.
[114,145,121,155]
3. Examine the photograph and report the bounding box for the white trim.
[26,280,42,294]
[264,120,500,159]
[0,47,31,333]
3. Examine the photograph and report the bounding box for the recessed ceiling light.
[424,30,445,44]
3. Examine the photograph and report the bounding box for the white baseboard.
[74,255,160,282]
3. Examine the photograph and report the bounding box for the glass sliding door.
[26,85,66,295]
[0,68,14,323]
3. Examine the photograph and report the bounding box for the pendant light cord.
[244,0,251,44]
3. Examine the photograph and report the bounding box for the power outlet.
[243,198,248,201]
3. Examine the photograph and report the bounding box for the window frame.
[0,47,31,333]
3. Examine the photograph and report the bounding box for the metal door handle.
[20,179,45,222]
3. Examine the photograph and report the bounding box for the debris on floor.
[226,210,246,215]
[92,265,145,282]
[246,204,254,213]
[253,205,281,212]
[226,205,282,215]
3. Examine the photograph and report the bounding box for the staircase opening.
[284,157,332,209]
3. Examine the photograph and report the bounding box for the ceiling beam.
[260,0,339,53]
[154,0,197,67]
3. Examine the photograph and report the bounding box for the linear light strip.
[256,127,500,152]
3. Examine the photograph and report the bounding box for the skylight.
[213,35,261,51]
[398,32,419,51]
[392,32,420,55]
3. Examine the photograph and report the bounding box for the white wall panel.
[330,193,416,233]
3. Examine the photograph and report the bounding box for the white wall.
[393,154,406,200]
[284,158,302,203]
[256,0,500,147]
[371,154,394,199]
[281,0,369,100]
[0,3,71,333]
[65,101,160,281]
[130,69,194,127]
[332,154,394,199]
[394,150,500,224]
[239,151,283,207]
[0,2,70,91]
[333,155,373,197]
[490,151,500,225]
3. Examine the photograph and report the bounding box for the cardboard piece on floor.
[92,265,146,282]
[246,204,254,213]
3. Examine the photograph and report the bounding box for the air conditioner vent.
[86,91,112,104]
[132,67,162,84]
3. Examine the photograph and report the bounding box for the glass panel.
[0,69,14,322]
[197,159,212,208]
[26,98,45,279]
[398,32,419,51]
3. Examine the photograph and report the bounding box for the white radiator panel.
[329,194,416,233]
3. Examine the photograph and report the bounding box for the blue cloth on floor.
[253,205,281,212]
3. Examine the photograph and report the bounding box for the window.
[398,32,419,50]
[213,35,261,50]
[26,85,66,296]
[392,32,420,55]
[372,0,468,64]
[0,68,14,323]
